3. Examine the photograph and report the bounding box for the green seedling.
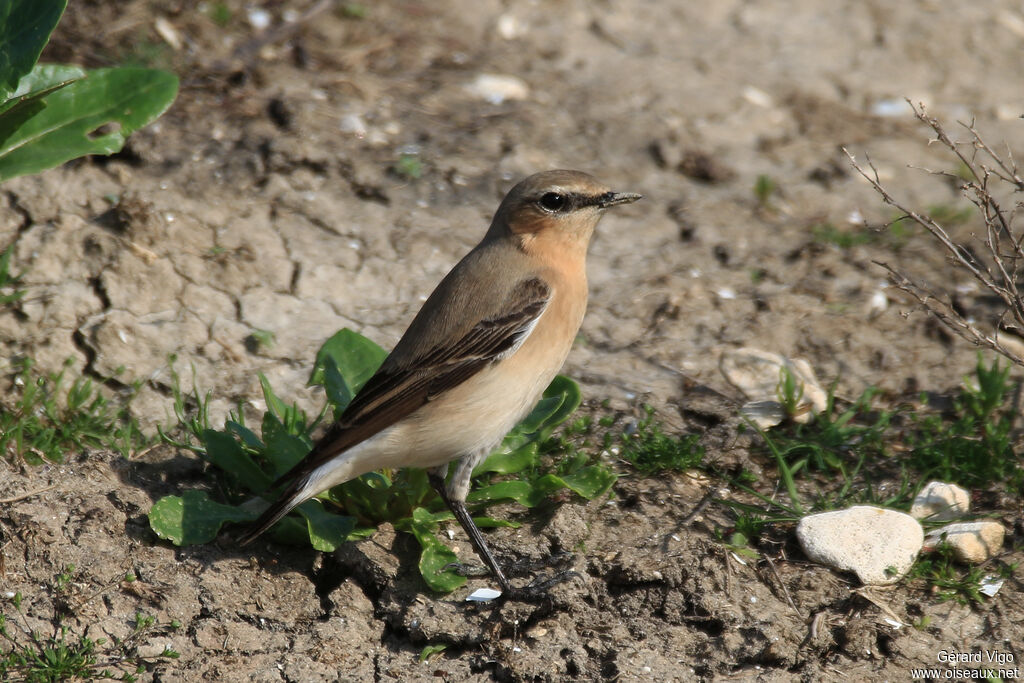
[205,2,233,26]
[0,358,148,465]
[908,542,1017,606]
[753,174,776,207]
[617,405,704,474]
[908,355,1022,494]
[0,245,26,307]
[812,222,875,249]
[393,153,423,180]
[150,328,616,592]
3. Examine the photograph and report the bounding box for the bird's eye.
[538,192,567,212]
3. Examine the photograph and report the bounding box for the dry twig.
[844,101,1024,365]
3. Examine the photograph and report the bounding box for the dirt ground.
[2,1,1023,680]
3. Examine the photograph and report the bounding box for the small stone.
[910,481,970,522]
[925,521,1005,564]
[797,506,923,585]
[466,588,501,602]
[465,74,529,105]
[720,347,827,426]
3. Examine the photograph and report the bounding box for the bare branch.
[849,106,1024,368]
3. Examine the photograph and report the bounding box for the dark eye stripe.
[536,191,609,212]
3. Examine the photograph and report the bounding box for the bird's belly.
[392,359,554,468]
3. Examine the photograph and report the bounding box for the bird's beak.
[597,191,643,208]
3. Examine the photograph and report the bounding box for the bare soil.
[2,1,1023,681]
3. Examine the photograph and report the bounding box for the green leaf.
[534,375,582,441]
[201,428,273,493]
[467,480,542,507]
[472,516,519,529]
[419,643,448,662]
[295,499,357,551]
[258,372,288,421]
[0,0,67,98]
[309,328,387,395]
[555,465,617,499]
[407,507,465,592]
[0,65,82,131]
[0,63,82,114]
[321,355,353,413]
[475,443,539,476]
[0,67,179,182]
[149,490,256,546]
[226,419,264,450]
[261,412,310,477]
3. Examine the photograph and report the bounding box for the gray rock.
[796,506,923,585]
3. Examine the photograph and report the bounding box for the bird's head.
[488,170,641,255]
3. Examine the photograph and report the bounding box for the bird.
[238,170,641,599]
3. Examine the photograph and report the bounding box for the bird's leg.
[428,468,513,594]
[429,460,579,602]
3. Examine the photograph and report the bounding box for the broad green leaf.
[516,395,564,433]
[0,64,82,129]
[296,499,357,551]
[261,412,310,476]
[149,490,256,546]
[309,328,387,394]
[407,507,465,592]
[227,419,264,450]
[556,465,617,499]
[475,443,539,476]
[3,64,82,101]
[468,480,542,507]
[534,375,582,441]
[201,428,272,493]
[0,0,66,98]
[0,67,179,182]
[321,355,353,413]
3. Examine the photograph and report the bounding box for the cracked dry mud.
[1,1,1023,681]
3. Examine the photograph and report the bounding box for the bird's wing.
[275,275,551,487]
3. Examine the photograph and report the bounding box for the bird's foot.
[501,570,581,603]
[504,550,575,576]
[441,561,490,578]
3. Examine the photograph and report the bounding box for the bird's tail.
[236,476,310,546]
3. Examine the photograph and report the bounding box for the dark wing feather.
[273,276,550,489]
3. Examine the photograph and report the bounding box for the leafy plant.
[720,355,1024,555]
[0,569,180,682]
[907,355,1022,493]
[908,542,1016,605]
[0,0,179,182]
[150,328,616,592]
[617,405,704,474]
[0,245,26,307]
[0,358,148,465]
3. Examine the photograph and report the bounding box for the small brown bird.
[239,170,641,598]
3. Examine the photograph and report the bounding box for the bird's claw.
[441,561,490,577]
[501,570,582,603]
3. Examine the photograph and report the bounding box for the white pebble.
[247,7,271,30]
[466,588,502,602]
[465,74,530,105]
